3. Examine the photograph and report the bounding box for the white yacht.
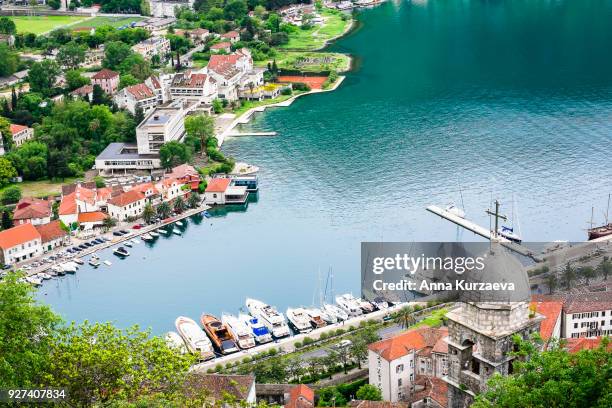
[304,308,327,329]
[61,262,77,274]
[239,313,273,344]
[149,231,160,237]
[335,294,363,317]
[323,303,349,321]
[38,272,52,280]
[175,316,215,361]
[358,298,375,313]
[221,313,256,349]
[25,276,42,286]
[310,307,337,324]
[164,331,187,354]
[246,298,290,338]
[286,307,313,333]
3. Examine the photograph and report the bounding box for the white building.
[10,124,34,147]
[95,143,162,175]
[132,37,171,60]
[107,190,147,221]
[206,49,262,101]
[204,178,248,205]
[136,100,196,155]
[562,292,612,338]
[368,326,448,402]
[169,71,218,103]
[0,223,43,265]
[150,0,194,18]
[114,83,158,115]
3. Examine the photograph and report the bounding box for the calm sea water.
[38,1,612,333]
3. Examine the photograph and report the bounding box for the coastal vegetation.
[472,335,611,408]
[280,9,350,50]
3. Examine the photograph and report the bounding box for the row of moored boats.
[168,294,391,360]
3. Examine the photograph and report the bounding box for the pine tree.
[1,99,11,118]
[10,86,17,110]
[1,211,12,230]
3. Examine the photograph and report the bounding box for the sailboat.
[445,186,466,218]
[588,194,612,240]
[497,195,522,243]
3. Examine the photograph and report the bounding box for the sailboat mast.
[606,194,610,224]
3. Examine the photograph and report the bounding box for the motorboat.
[372,297,390,310]
[124,241,133,248]
[304,308,327,329]
[113,247,130,257]
[73,258,84,265]
[141,233,154,241]
[498,226,522,243]
[25,276,42,286]
[38,272,52,280]
[164,331,187,354]
[149,231,160,237]
[221,313,256,349]
[175,316,215,361]
[203,211,211,218]
[239,313,273,344]
[245,298,290,338]
[286,307,313,333]
[61,262,77,274]
[89,259,101,267]
[103,260,112,266]
[176,221,184,227]
[335,294,363,317]
[358,298,375,314]
[47,269,58,277]
[315,305,338,324]
[130,239,140,245]
[173,228,182,235]
[200,314,239,355]
[322,303,349,321]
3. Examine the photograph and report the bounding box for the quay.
[426,205,542,261]
[225,131,277,137]
[20,203,211,278]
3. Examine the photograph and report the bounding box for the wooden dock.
[426,205,542,261]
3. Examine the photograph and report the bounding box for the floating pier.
[426,205,542,261]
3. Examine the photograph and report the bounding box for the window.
[398,378,402,386]
[574,323,578,329]
[396,364,404,374]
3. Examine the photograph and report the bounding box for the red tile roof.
[222,30,239,39]
[369,326,448,361]
[78,211,108,223]
[125,83,155,100]
[210,41,232,50]
[59,192,77,216]
[0,223,40,250]
[171,72,210,88]
[409,376,448,407]
[350,402,408,408]
[35,220,67,243]
[107,190,145,207]
[565,337,612,353]
[285,385,314,408]
[71,84,93,96]
[92,68,119,80]
[531,300,563,341]
[9,123,29,135]
[205,178,231,193]
[13,198,50,221]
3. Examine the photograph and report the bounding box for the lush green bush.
[291,82,311,92]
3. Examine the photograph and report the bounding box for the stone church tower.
[443,244,543,408]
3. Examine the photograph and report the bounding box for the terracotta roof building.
[114,82,158,115]
[530,300,563,342]
[13,197,51,226]
[210,41,232,53]
[565,336,612,353]
[368,326,448,402]
[35,220,68,251]
[0,223,43,265]
[91,68,119,95]
[10,123,34,147]
[285,384,314,408]
[107,190,146,221]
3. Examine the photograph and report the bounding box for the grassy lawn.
[10,15,87,34]
[71,16,146,29]
[0,178,78,198]
[281,9,351,51]
[256,50,351,73]
[232,91,306,116]
[414,308,448,328]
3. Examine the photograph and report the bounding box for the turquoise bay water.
[38,1,612,333]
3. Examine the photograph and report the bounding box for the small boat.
[38,272,52,280]
[25,276,42,286]
[91,253,100,260]
[149,231,160,237]
[61,262,77,274]
[165,331,187,354]
[323,303,349,321]
[239,313,273,344]
[246,298,291,339]
[103,260,112,266]
[141,233,153,241]
[176,221,184,227]
[305,307,329,328]
[202,211,211,218]
[221,313,256,349]
[130,239,140,244]
[73,258,84,265]
[315,306,338,324]
[200,314,239,355]
[498,225,522,243]
[588,195,612,240]
[336,294,363,317]
[113,247,129,257]
[89,259,101,267]
[124,241,133,248]
[286,307,313,333]
[358,298,375,314]
[47,269,58,277]
[175,316,215,361]
[173,228,182,235]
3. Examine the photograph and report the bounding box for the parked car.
[113,231,122,236]
[132,225,142,230]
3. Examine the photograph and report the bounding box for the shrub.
[302,336,315,346]
[281,87,292,96]
[291,82,311,92]
[294,341,302,349]
[1,185,21,204]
